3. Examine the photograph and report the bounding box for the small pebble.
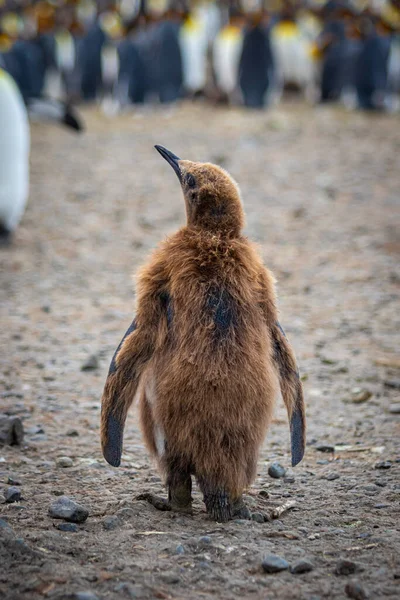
[325,473,340,481]
[4,486,21,503]
[49,496,89,523]
[290,559,314,574]
[284,476,295,483]
[0,518,13,533]
[268,463,286,479]
[81,354,99,371]
[57,456,73,468]
[374,480,387,487]
[251,512,265,523]
[102,515,121,530]
[66,429,79,437]
[388,404,400,414]
[199,536,212,545]
[175,544,185,555]
[350,388,372,404]
[316,445,335,453]
[316,460,329,465]
[374,503,390,509]
[384,380,400,390]
[57,523,78,532]
[345,581,368,600]
[335,559,357,576]
[262,554,290,573]
[259,490,269,498]
[374,461,391,470]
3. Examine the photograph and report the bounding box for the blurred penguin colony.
[0,0,400,111]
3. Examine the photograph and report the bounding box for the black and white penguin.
[0,65,83,244]
[0,67,29,243]
[239,11,274,108]
[212,9,244,102]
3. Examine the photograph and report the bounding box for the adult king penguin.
[101,146,306,522]
[0,67,29,243]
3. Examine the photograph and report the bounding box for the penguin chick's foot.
[136,492,171,511]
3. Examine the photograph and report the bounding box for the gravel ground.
[0,101,399,600]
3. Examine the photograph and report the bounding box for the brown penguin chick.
[100,146,306,522]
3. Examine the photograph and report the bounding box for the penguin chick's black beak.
[155,145,182,182]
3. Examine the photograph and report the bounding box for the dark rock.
[290,559,314,574]
[388,404,400,414]
[374,461,391,470]
[252,512,265,523]
[0,415,24,446]
[262,554,290,573]
[57,523,78,532]
[335,559,357,576]
[345,580,368,600]
[374,503,390,509]
[259,490,269,498]
[66,429,79,437]
[4,486,22,503]
[198,536,212,546]
[384,380,400,390]
[102,515,121,530]
[49,496,89,523]
[374,480,387,487]
[81,354,99,371]
[316,445,335,453]
[268,463,286,479]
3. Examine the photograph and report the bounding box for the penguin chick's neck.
[178,161,245,237]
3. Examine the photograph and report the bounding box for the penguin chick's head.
[155,145,244,235]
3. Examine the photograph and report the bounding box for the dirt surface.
[1,102,400,600]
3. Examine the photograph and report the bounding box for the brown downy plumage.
[100,146,306,522]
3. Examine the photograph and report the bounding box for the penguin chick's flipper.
[272,321,306,467]
[101,318,137,467]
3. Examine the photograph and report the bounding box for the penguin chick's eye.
[186,174,196,188]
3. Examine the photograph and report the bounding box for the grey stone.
[374,461,391,470]
[4,486,22,503]
[56,456,73,468]
[345,581,368,600]
[252,512,265,523]
[49,496,89,523]
[57,523,78,532]
[175,544,185,554]
[0,415,24,446]
[198,535,212,545]
[102,515,121,530]
[7,476,21,485]
[384,380,400,390]
[388,404,400,414]
[268,463,286,479]
[290,559,314,574]
[81,354,99,371]
[335,559,357,576]
[262,554,290,573]
[325,473,340,481]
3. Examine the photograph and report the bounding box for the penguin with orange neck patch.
[101,147,306,522]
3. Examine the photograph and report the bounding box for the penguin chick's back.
[130,227,279,496]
